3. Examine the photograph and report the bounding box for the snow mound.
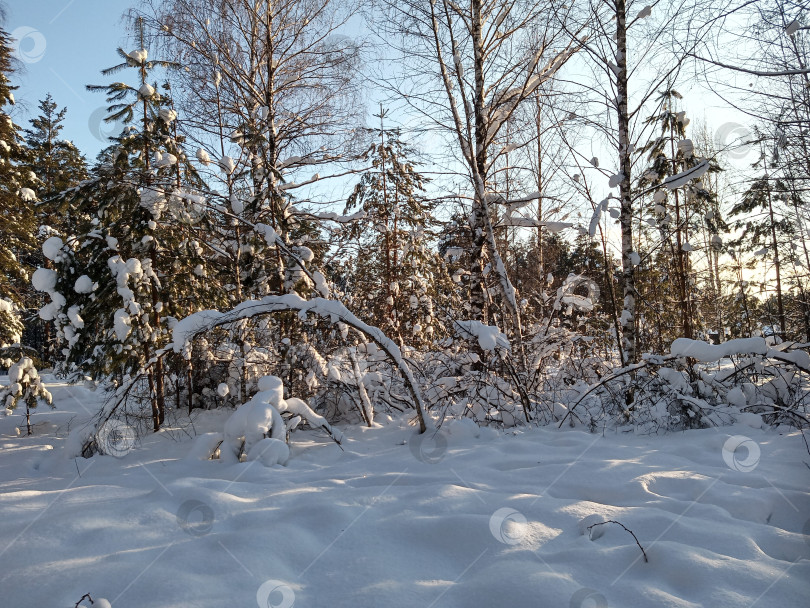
[218,375,341,466]
[246,438,290,466]
[42,236,64,261]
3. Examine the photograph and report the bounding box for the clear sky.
[6,2,755,175]
[5,1,133,160]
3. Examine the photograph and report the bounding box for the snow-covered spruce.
[0,357,53,435]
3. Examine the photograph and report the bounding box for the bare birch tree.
[372,0,581,334]
[559,0,718,364]
[137,0,363,295]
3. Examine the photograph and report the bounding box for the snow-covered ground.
[1,376,809,608]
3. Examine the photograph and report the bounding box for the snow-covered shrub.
[342,128,458,348]
[311,340,399,426]
[0,357,53,435]
[416,273,614,429]
[558,337,810,433]
[420,322,528,427]
[172,293,431,432]
[216,374,342,465]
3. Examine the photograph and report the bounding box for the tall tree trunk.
[670,136,692,339]
[468,0,489,324]
[138,36,165,430]
[615,0,637,365]
[765,179,787,338]
[535,94,544,275]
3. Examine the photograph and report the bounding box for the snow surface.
[786,20,800,36]
[31,267,57,293]
[18,187,37,202]
[138,83,155,99]
[42,236,64,261]
[74,275,95,294]
[0,377,808,607]
[196,148,211,165]
[500,216,573,232]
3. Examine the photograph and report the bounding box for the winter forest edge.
[0,1,809,607]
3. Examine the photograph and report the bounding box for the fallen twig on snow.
[587,520,648,563]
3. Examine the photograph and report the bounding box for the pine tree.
[0,357,53,435]
[21,94,88,362]
[729,169,799,340]
[0,298,23,349]
[23,94,88,201]
[0,28,38,308]
[39,26,216,431]
[637,90,721,342]
[344,121,454,346]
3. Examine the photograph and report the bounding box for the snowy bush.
[215,374,342,465]
[556,337,810,433]
[170,293,431,433]
[412,272,615,430]
[0,357,53,435]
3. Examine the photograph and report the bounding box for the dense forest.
[2,0,809,438]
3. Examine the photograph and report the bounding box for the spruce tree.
[637,90,720,342]
[0,28,38,309]
[23,94,88,201]
[39,26,216,431]
[21,94,88,362]
[729,170,799,340]
[344,122,455,346]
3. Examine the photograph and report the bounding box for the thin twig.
[587,520,649,563]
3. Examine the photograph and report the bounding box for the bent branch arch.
[171,293,430,433]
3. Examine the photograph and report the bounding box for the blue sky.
[4,1,753,187]
[6,1,133,159]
